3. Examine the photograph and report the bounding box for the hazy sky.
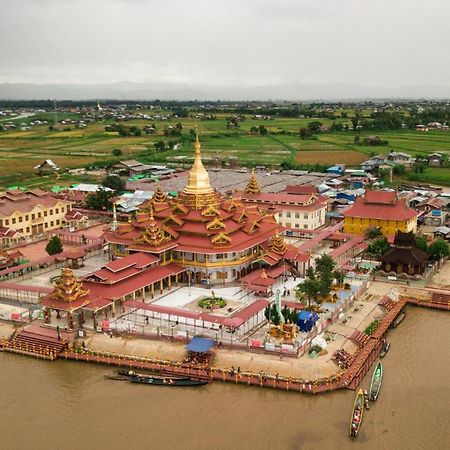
[1,0,449,87]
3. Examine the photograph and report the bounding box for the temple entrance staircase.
[4,330,67,360]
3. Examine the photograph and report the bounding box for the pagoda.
[244,169,261,195]
[104,134,282,284]
[135,207,170,247]
[151,186,167,204]
[50,268,89,304]
[177,132,222,209]
[268,233,287,255]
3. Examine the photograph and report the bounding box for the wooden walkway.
[2,296,448,394]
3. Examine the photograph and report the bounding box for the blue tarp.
[296,311,319,332]
[186,336,215,353]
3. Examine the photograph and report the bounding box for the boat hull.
[349,389,365,438]
[369,362,383,401]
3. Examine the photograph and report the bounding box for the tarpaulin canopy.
[296,311,319,332]
[186,336,215,353]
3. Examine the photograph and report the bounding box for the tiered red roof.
[105,197,281,255]
[343,191,417,221]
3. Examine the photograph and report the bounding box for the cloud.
[0,0,449,91]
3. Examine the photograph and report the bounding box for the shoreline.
[3,297,446,394]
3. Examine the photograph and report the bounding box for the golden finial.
[245,168,261,195]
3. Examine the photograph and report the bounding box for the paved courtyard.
[16,253,111,289]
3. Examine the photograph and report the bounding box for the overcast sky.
[1,0,449,88]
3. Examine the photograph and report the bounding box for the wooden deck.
[2,295,449,394]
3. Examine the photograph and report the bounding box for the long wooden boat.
[392,311,406,328]
[117,369,191,381]
[128,376,208,387]
[349,388,365,438]
[380,341,390,358]
[369,362,383,401]
[112,369,208,386]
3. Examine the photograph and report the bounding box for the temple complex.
[104,134,293,285]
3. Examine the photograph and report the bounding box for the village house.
[385,152,415,168]
[427,153,444,167]
[343,190,418,237]
[34,159,59,175]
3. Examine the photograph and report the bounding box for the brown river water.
[0,307,449,450]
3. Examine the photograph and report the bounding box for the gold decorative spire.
[50,268,89,303]
[269,233,287,255]
[151,185,167,204]
[183,130,214,196]
[244,169,261,195]
[135,206,170,247]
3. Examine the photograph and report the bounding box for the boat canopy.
[186,336,215,353]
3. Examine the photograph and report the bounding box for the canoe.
[392,311,405,328]
[128,376,208,387]
[117,369,191,381]
[349,388,365,438]
[369,362,383,401]
[380,341,390,358]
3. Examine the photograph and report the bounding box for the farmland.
[1,104,450,189]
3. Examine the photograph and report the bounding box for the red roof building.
[343,190,418,236]
[104,136,285,285]
[235,174,328,235]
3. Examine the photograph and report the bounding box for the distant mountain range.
[1,81,450,101]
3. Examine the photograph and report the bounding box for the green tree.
[154,141,165,152]
[393,164,406,175]
[102,175,125,192]
[45,235,63,255]
[333,270,345,288]
[296,267,320,309]
[86,188,114,210]
[367,237,390,257]
[428,239,450,261]
[315,254,336,276]
[365,226,382,239]
[415,235,428,252]
[351,111,361,131]
[307,121,322,132]
[112,148,122,157]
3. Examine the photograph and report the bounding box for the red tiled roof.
[41,295,90,312]
[285,185,318,195]
[105,252,159,272]
[123,298,269,329]
[364,191,397,204]
[343,193,417,221]
[83,263,185,300]
[0,190,71,218]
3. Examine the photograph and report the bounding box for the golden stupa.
[135,206,170,247]
[269,233,287,255]
[178,131,222,209]
[244,169,261,195]
[50,267,89,303]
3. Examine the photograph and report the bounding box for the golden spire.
[183,129,214,196]
[135,205,170,247]
[151,185,167,204]
[50,268,89,303]
[269,233,287,255]
[244,168,261,195]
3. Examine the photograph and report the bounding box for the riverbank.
[2,307,449,450]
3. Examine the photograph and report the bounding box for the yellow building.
[0,189,73,245]
[343,191,417,237]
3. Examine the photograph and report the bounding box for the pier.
[1,294,448,394]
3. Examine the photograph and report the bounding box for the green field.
[1,109,450,189]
